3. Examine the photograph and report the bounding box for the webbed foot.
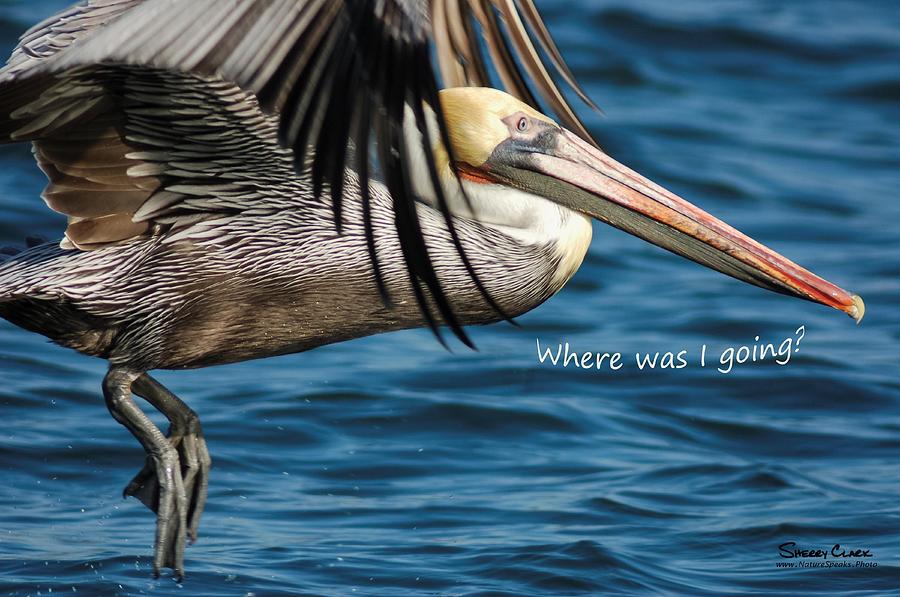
[104,369,211,579]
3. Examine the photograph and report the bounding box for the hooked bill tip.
[849,294,866,324]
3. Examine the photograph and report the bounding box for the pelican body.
[0,1,863,581]
[0,159,574,371]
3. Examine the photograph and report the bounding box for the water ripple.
[1,0,899,595]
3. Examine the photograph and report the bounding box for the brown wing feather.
[64,213,149,248]
[466,1,540,107]
[2,0,600,348]
[494,0,592,142]
[32,111,159,249]
[433,0,467,88]
[516,0,598,110]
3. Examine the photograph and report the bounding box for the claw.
[123,422,211,577]
[119,372,211,578]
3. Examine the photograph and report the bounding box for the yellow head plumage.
[436,87,557,172]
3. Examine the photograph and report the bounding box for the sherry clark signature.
[779,541,874,560]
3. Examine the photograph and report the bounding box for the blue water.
[1,1,899,595]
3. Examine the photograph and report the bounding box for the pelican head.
[432,87,864,322]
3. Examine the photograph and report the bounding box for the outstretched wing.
[0,4,299,248]
[1,0,597,346]
[4,63,301,250]
[2,0,143,77]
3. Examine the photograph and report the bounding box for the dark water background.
[1,1,899,595]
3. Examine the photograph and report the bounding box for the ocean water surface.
[1,0,899,595]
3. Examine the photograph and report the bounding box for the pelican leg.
[129,373,211,542]
[103,367,188,579]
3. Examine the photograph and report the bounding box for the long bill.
[492,128,864,322]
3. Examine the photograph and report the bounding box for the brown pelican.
[0,0,863,580]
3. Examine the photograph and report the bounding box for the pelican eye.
[516,116,529,132]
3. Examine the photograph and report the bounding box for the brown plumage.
[0,0,602,578]
[0,0,863,583]
[1,0,600,346]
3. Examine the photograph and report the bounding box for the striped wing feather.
[0,0,598,345]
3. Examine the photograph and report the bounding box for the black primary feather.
[273,0,499,348]
[0,0,599,348]
[412,47,517,331]
[253,0,597,348]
